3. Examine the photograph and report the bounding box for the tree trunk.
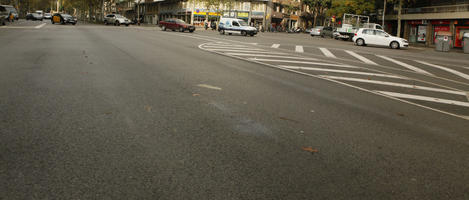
[382,0,386,28]
[397,0,402,37]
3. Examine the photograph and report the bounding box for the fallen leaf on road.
[279,116,300,123]
[144,105,152,112]
[302,147,319,153]
[192,93,200,96]
[397,113,405,117]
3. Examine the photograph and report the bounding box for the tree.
[303,0,330,27]
[327,0,375,22]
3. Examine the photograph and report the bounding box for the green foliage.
[327,0,375,18]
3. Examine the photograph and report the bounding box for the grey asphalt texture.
[1,21,469,199]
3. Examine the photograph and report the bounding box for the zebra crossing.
[199,41,469,119]
[267,44,469,83]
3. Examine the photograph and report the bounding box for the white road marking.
[197,42,469,121]
[197,84,222,90]
[279,66,407,79]
[376,55,433,76]
[203,49,287,55]
[319,48,336,58]
[376,91,469,107]
[226,53,318,61]
[248,58,359,68]
[295,45,304,53]
[322,76,466,96]
[271,44,280,48]
[204,44,249,48]
[415,60,469,81]
[345,50,378,65]
[35,23,46,29]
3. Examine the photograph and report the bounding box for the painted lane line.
[319,48,336,58]
[226,53,318,61]
[248,58,359,68]
[345,50,378,65]
[376,91,469,108]
[203,44,249,48]
[271,44,280,48]
[279,66,408,79]
[203,49,288,55]
[35,23,46,29]
[295,45,304,53]
[376,55,433,76]
[322,76,466,96]
[197,84,222,90]
[415,60,469,81]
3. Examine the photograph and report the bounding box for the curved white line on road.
[415,60,469,81]
[248,58,359,68]
[226,53,318,61]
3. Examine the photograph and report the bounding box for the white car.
[218,18,257,36]
[353,28,408,49]
[104,14,130,26]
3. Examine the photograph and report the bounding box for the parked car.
[218,17,257,36]
[51,13,77,25]
[320,26,335,38]
[0,5,18,21]
[104,14,130,26]
[0,6,8,25]
[159,18,195,32]
[43,13,52,19]
[310,26,323,36]
[353,28,409,49]
[26,13,43,21]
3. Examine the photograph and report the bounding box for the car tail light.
[354,33,357,36]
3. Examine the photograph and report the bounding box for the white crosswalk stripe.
[415,60,469,81]
[319,48,336,58]
[323,76,466,96]
[376,91,469,107]
[278,66,408,79]
[271,44,280,48]
[248,58,359,68]
[345,50,378,65]
[226,53,318,61]
[295,45,304,53]
[376,55,434,76]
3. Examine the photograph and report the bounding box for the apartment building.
[384,0,469,47]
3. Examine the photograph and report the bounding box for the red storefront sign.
[455,26,469,48]
[433,26,450,43]
[408,20,422,25]
[431,20,451,25]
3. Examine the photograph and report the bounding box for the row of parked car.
[308,25,408,49]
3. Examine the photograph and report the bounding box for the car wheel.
[321,34,324,38]
[125,24,129,27]
[356,38,365,46]
[51,20,54,24]
[219,29,225,35]
[391,41,400,49]
[241,30,247,36]
[161,26,166,31]
[116,21,120,26]
[179,27,184,32]
[250,33,254,36]
[189,29,194,33]
[72,23,76,25]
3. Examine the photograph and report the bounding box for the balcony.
[384,4,469,20]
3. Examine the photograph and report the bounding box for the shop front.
[407,20,428,43]
[193,9,221,26]
[455,20,469,48]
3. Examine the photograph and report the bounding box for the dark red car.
[159,18,195,33]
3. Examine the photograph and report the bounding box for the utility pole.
[190,0,195,25]
[382,0,386,28]
[248,0,252,26]
[137,0,140,25]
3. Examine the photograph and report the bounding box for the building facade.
[384,0,469,48]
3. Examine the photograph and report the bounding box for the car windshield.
[175,19,186,24]
[238,20,248,26]
[115,14,124,18]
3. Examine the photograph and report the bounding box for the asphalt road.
[1,20,469,199]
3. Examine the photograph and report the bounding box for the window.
[376,30,388,37]
[232,21,239,26]
[363,29,375,35]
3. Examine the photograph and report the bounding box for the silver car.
[104,14,130,26]
[310,26,323,37]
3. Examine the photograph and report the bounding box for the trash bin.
[463,33,469,54]
[435,31,453,52]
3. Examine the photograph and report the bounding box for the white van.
[218,18,257,36]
